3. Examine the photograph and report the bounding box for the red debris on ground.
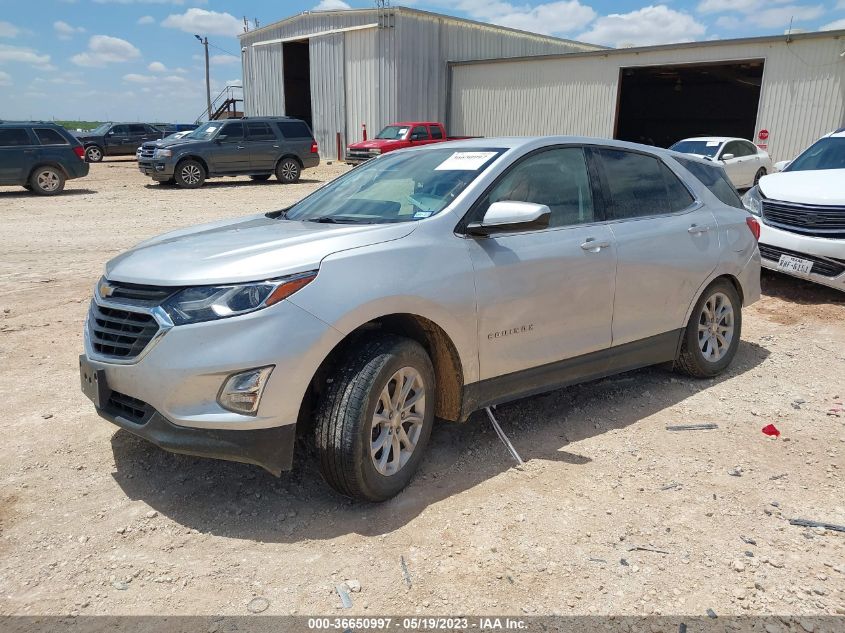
[762,424,781,438]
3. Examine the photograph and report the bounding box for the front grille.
[762,200,845,238]
[104,280,175,305]
[759,244,845,278]
[88,303,160,359]
[139,144,157,159]
[345,150,374,163]
[107,390,152,423]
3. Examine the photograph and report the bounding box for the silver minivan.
[80,137,761,501]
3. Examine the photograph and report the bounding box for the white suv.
[743,128,845,292]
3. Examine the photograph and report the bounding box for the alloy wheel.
[36,170,61,192]
[697,291,734,362]
[181,164,202,185]
[370,367,426,477]
[86,147,101,162]
[280,161,298,181]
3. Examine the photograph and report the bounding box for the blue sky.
[1,0,844,122]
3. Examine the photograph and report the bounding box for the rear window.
[35,128,69,145]
[0,128,33,147]
[675,157,743,209]
[276,121,312,139]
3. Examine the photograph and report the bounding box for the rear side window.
[247,122,276,141]
[429,125,443,140]
[595,148,692,219]
[129,124,147,135]
[675,157,743,209]
[35,128,69,145]
[276,121,312,139]
[0,128,33,147]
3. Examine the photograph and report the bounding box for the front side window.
[0,128,32,147]
[721,141,748,158]
[35,128,68,145]
[482,147,595,228]
[786,136,845,172]
[596,148,692,219]
[111,125,129,135]
[410,126,428,141]
[220,122,244,141]
[247,122,276,141]
[284,147,504,224]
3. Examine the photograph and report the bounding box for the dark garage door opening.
[614,60,764,148]
[283,40,312,129]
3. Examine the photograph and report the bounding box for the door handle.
[273,145,280,148]
[237,146,246,150]
[688,224,710,235]
[580,238,611,252]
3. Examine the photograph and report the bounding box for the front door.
[465,146,617,381]
[210,121,249,173]
[590,147,721,346]
[0,127,37,184]
[104,124,132,155]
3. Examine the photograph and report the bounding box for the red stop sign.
[758,129,769,140]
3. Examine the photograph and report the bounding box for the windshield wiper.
[307,216,369,224]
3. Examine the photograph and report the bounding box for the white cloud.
[0,21,21,38]
[0,70,11,86]
[441,0,595,35]
[314,0,351,9]
[821,17,845,30]
[54,20,85,39]
[697,0,763,13]
[163,75,186,83]
[0,44,52,67]
[137,15,156,25]
[578,5,706,47]
[71,35,141,67]
[210,53,239,65]
[713,4,824,29]
[148,61,168,72]
[124,73,157,83]
[162,8,242,36]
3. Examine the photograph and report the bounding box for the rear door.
[0,127,37,184]
[245,121,279,172]
[209,121,249,173]
[466,146,617,381]
[590,147,720,346]
[128,124,149,152]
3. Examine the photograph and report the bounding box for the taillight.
[310,142,318,154]
[73,146,85,160]
[746,216,760,241]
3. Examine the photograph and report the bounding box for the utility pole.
[195,34,212,121]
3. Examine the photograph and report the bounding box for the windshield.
[375,125,410,140]
[669,140,722,158]
[785,137,845,172]
[284,147,505,224]
[89,123,111,135]
[185,122,222,141]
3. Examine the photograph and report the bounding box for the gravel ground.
[0,159,843,618]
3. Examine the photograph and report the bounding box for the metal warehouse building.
[239,7,602,156]
[448,30,845,162]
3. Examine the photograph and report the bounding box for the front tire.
[174,160,206,188]
[676,279,742,378]
[85,145,103,163]
[275,158,301,184]
[753,168,766,186]
[29,166,65,196]
[315,335,436,502]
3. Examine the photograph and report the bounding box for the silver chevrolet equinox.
[80,137,762,501]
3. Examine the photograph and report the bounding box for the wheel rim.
[87,147,101,161]
[697,291,734,362]
[36,170,60,192]
[280,161,297,180]
[370,367,426,477]
[181,164,201,185]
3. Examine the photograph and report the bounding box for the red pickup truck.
[345,121,474,164]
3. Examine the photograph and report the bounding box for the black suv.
[137,117,320,188]
[0,121,89,195]
[75,122,166,162]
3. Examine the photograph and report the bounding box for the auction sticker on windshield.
[778,254,813,275]
[435,151,498,171]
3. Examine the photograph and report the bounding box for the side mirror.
[106,131,115,136]
[774,160,791,172]
[466,201,551,237]
[721,153,735,161]
[216,134,227,142]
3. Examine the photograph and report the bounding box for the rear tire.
[249,174,271,182]
[753,168,766,186]
[85,145,103,163]
[315,335,435,502]
[29,166,65,196]
[174,160,205,188]
[275,158,301,184]
[676,279,742,378]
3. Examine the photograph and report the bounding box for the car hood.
[759,169,845,206]
[348,139,402,150]
[143,137,203,149]
[105,214,417,286]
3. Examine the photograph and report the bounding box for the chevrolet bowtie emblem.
[99,281,115,298]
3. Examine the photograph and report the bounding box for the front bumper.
[138,160,175,180]
[758,222,845,292]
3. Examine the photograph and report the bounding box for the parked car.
[0,121,89,195]
[742,128,845,292]
[135,131,192,160]
[345,121,475,164]
[74,122,166,162]
[136,117,319,188]
[669,137,772,189]
[80,137,761,500]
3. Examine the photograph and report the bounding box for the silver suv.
[80,137,761,501]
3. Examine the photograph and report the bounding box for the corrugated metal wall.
[449,35,845,162]
[310,33,345,159]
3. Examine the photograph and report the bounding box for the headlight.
[368,148,382,155]
[153,148,172,159]
[741,186,762,216]
[161,271,317,325]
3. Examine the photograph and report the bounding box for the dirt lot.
[1,159,844,619]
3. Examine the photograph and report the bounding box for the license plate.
[79,355,109,408]
[777,254,813,275]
